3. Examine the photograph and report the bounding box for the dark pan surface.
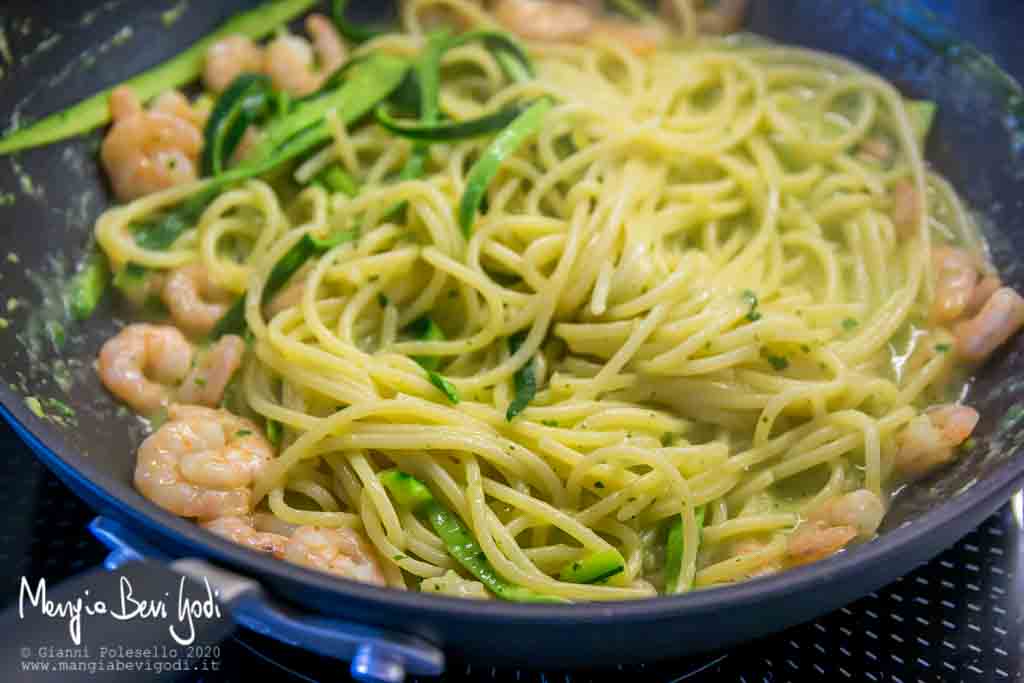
[1,0,1023,668]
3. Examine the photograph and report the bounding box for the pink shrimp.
[931,246,979,323]
[954,287,1024,363]
[895,404,980,480]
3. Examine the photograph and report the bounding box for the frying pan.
[1,0,1023,679]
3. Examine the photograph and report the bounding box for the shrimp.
[591,19,667,55]
[101,86,203,201]
[134,405,274,520]
[891,178,922,235]
[931,246,979,323]
[857,137,893,165]
[203,35,266,94]
[895,404,980,480]
[98,324,193,414]
[808,489,885,540]
[151,90,207,129]
[178,335,247,407]
[162,264,234,336]
[786,522,858,567]
[264,15,347,97]
[492,0,595,43]
[278,525,386,586]
[967,275,1002,316]
[954,287,1024,363]
[202,515,288,555]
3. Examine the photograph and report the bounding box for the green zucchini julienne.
[506,331,537,421]
[446,31,535,85]
[376,101,530,142]
[315,163,360,197]
[428,371,460,404]
[330,0,395,44]
[211,227,357,339]
[132,187,219,251]
[664,506,706,595]
[385,28,534,213]
[201,74,277,176]
[558,548,626,584]
[67,251,111,320]
[0,0,321,156]
[459,97,554,235]
[266,418,283,447]
[379,470,565,603]
[408,315,446,371]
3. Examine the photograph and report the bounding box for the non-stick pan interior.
[1,0,1023,668]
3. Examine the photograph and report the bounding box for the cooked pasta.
[71,0,1024,601]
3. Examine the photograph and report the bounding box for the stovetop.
[0,417,1020,682]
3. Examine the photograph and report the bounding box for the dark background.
[0,1,1022,681]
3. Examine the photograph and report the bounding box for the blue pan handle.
[0,516,444,682]
[91,517,445,682]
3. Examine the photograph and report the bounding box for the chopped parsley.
[193,376,206,387]
[935,343,952,353]
[742,290,762,322]
[541,419,559,427]
[660,432,677,447]
[842,318,860,331]
[594,481,605,489]
[378,293,389,308]
[236,429,253,438]
[763,352,790,371]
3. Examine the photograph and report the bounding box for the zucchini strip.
[664,506,706,594]
[459,98,554,235]
[376,102,528,142]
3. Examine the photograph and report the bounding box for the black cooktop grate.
[0,421,1019,682]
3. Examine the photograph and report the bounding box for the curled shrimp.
[279,525,386,586]
[857,137,893,165]
[151,90,207,129]
[134,405,274,520]
[895,404,980,480]
[101,86,203,201]
[891,178,922,235]
[264,15,347,97]
[954,287,1024,363]
[493,0,595,43]
[178,335,247,408]
[203,35,266,94]
[591,18,667,55]
[98,324,193,414]
[807,489,885,540]
[967,275,1002,316]
[162,264,234,336]
[931,246,979,323]
[202,515,288,554]
[786,522,858,567]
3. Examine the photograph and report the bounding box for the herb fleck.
[935,343,952,353]
[842,318,859,331]
[741,290,762,322]
[763,352,789,371]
